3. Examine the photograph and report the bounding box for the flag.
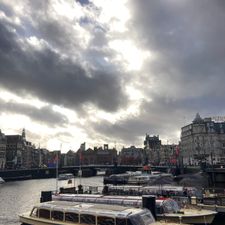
[175,145,180,156]
[170,158,176,164]
[53,154,58,164]
[48,153,58,168]
[79,150,83,162]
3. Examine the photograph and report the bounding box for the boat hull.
[157,210,217,224]
[198,203,225,213]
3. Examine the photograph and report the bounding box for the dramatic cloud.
[0,0,225,151]
[0,21,126,112]
[0,99,68,127]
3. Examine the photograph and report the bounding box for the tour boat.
[19,200,161,225]
[52,194,217,224]
[156,198,217,224]
[104,184,199,198]
[103,171,138,185]
[127,172,173,185]
[103,171,172,185]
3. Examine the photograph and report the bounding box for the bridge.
[1,164,225,187]
[0,164,173,181]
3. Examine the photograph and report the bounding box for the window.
[51,210,64,221]
[30,207,38,217]
[65,212,79,222]
[80,214,96,224]
[116,218,130,225]
[39,209,50,219]
[98,216,114,225]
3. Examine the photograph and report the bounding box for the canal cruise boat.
[20,200,160,225]
[52,194,217,224]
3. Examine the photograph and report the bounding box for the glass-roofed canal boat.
[19,200,163,225]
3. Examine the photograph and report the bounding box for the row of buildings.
[1,113,225,169]
[0,128,178,169]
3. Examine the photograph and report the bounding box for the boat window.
[97,216,114,225]
[80,214,96,224]
[162,199,180,213]
[116,218,131,225]
[51,210,64,221]
[129,210,155,225]
[39,209,50,219]
[30,207,38,217]
[65,212,79,222]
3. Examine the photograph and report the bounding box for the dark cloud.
[0,99,68,127]
[128,0,225,98]
[0,2,14,17]
[1,0,225,148]
[76,0,90,6]
[90,91,225,145]
[89,98,185,145]
[0,20,127,112]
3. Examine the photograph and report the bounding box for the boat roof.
[34,201,145,218]
[53,194,177,207]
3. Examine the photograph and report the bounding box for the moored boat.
[52,194,217,224]
[127,172,173,185]
[103,171,173,186]
[19,200,170,225]
[156,198,217,224]
[104,184,199,198]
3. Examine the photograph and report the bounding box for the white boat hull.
[198,203,225,213]
[157,209,217,224]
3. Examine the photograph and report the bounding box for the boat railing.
[56,185,104,195]
[202,196,225,206]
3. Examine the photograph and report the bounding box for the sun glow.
[93,0,130,32]
[109,40,150,71]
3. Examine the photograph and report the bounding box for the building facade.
[181,113,225,166]
[144,134,161,165]
[160,144,178,166]
[75,144,117,166]
[0,130,6,169]
[119,146,144,165]
[5,129,36,169]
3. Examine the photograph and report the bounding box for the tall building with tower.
[5,129,35,169]
[144,134,161,165]
[181,113,225,166]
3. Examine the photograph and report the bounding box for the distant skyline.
[0,0,225,152]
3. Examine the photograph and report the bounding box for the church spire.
[22,128,26,140]
[193,113,204,123]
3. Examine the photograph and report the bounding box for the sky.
[0,0,225,152]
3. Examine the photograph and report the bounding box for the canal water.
[0,176,103,225]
